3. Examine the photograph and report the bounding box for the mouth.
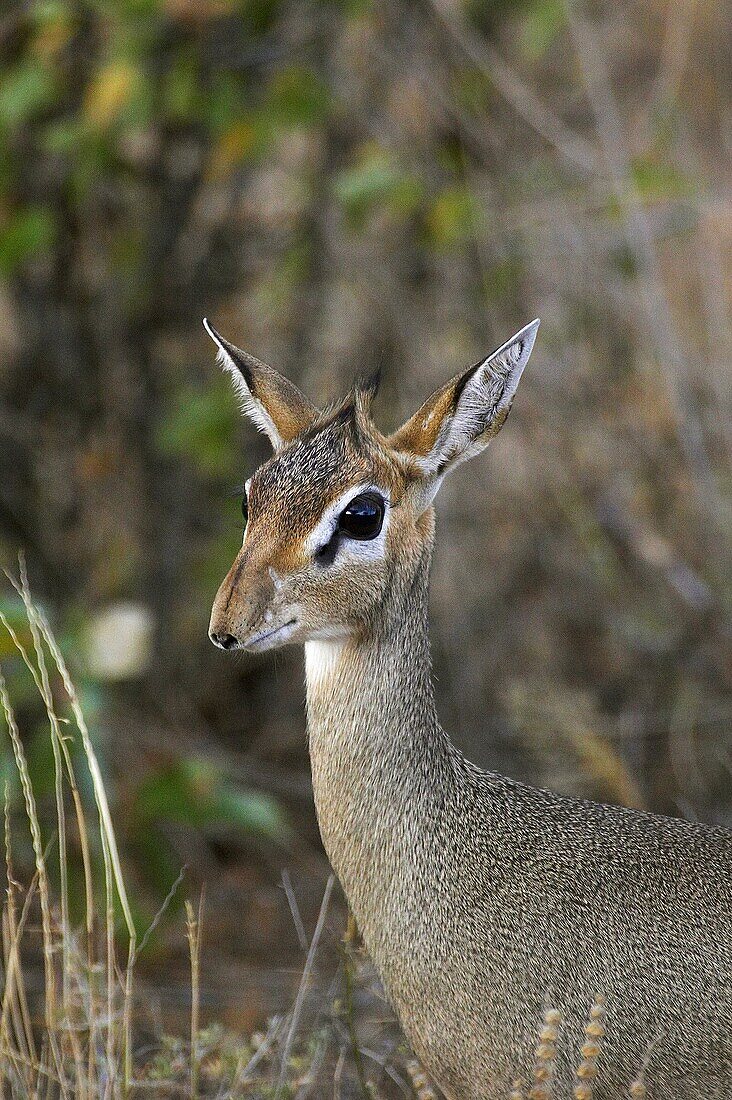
[242,619,298,652]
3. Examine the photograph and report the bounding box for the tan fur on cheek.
[267,539,309,576]
[293,557,390,636]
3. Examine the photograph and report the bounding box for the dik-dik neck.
[304,544,459,942]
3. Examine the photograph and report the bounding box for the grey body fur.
[307,536,732,1100]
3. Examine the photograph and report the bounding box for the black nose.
[209,631,238,650]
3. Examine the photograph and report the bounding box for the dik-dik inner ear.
[204,319,318,450]
[390,319,539,503]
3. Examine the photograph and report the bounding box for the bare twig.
[281,869,309,953]
[275,873,335,1100]
[342,913,370,1100]
[565,0,717,514]
[134,867,187,964]
[426,0,599,175]
[186,893,204,1100]
[0,669,66,1095]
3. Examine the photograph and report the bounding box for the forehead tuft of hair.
[353,368,382,409]
[299,368,382,445]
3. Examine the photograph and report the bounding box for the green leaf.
[334,148,423,226]
[33,0,73,23]
[156,380,239,478]
[0,207,57,274]
[133,759,291,843]
[207,73,250,135]
[520,0,565,60]
[0,61,55,129]
[164,56,203,122]
[43,118,85,155]
[630,156,695,201]
[268,65,331,127]
[426,185,482,249]
[215,784,290,838]
[84,60,142,129]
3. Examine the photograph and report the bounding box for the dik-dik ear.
[204,319,318,450]
[390,319,538,502]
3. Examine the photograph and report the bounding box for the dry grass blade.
[134,866,187,964]
[573,994,606,1099]
[6,570,87,1095]
[185,894,203,1100]
[527,1005,561,1099]
[29,597,138,1092]
[0,669,67,1095]
[275,872,335,1100]
[1,781,35,1077]
[342,912,370,1100]
[3,576,99,1092]
[282,868,309,953]
[406,1059,438,1099]
[235,1013,284,1086]
[1,571,139,1094]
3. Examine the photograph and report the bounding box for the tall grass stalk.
[30,592,138,1092]
[0,580,139,1097]
[0,671,65,1092]
[1,594,87,1094]
[275,872,335,1100]
[186,896,203,1100]
[2,784,36,1079]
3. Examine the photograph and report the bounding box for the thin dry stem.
[11,583,86,1095]
[185,895,203,1100]
[31,598,138,1092]
[276,873,335,1100]
[0,669,66,1095]
[3,577,99,1090]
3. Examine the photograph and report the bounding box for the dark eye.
[337,492,385,541]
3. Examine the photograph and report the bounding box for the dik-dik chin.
[206,317,732,1100]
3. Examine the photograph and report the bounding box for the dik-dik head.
[207,319,538,652]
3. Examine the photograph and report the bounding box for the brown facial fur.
[209,402,421,647]
[208,320,536,651]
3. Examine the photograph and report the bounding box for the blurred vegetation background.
[0,0,730,1040]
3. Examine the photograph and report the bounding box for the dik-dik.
[206,317,732,1100]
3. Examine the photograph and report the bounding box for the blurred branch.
[0,8,22,51]
[566,0,720,517]
[650,0,698,109]
[275,874,335,1100]
[595,494,714,613]
[425,0,600,175]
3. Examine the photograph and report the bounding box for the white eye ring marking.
[305,484,391,563]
